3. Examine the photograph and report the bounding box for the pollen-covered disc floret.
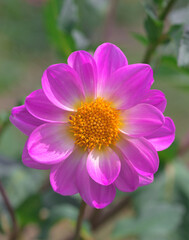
[69,98,120,150]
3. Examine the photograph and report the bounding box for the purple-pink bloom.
[10,43,175,209]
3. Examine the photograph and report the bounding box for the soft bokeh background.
[1,0,189,239]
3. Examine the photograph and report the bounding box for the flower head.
[10,43,175,208]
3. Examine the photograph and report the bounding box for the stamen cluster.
[69,98,120,150]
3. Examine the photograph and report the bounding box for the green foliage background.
[0,0,189,239]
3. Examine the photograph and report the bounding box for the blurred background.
[0,0,189,239]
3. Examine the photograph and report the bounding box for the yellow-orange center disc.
[69,98,120,150]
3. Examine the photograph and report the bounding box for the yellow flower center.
[69,98,120,150]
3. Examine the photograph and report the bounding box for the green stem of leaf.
[143,0,177,64]
[159,0,177,21]
[142,42,158,64]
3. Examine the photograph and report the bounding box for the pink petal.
[115,154,139,192]
[27,123,74,164]
[87,147,121,186]
[99,64,154,109]
[9,105,45,136]
[42,63,85,111]
[68,50,97,100]
[116,135,159,174]
[94,43,128,96]
[25,89,71,123]
[50,148,85,195]
[138,174,154,187]
[76,155,116,209]
[146,117,175,151]
[120,103,165,137]
[22,140,51,170]
[141,89,167,112]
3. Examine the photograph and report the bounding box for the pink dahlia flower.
[10,43,175,208]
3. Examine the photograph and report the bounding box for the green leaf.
[178,27,189,67]
[44,0,76,60]
[144,15,163,43]
[113,203,184,239]
[16,194,42,227]
[143,5,163,43]
[132,32,149,45]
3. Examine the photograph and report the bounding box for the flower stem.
[159,0,177,21]
[143,0,177,64]
[0,181,19,240]
[73,200,87,240]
